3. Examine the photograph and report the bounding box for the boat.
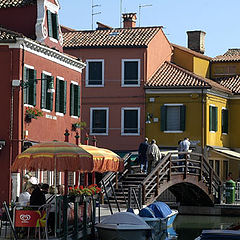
[139,202,178,239]
[195,229,240,239]
[96,212,152,240]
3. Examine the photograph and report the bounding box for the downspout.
[201,88,205,155]
[21,42,25,151]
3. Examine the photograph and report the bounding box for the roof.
[145,61,231,93]
[212,49,240,62]
[172,43,212,61]
[208,146,240,161]
[0,0,36,8]
[0,27,22,41]
[63,27,162,48]
[215,75,240,94]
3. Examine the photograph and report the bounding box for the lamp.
[146,113,153,124]
[12,78,55,93]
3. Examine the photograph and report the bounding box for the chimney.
[187,30,206,54]
[122,13,137,28]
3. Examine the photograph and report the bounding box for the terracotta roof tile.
[145,61,231,93]
[0,0,35,8]
[215,75,240,94]
[0,27,21,41]
[172,43,212,61]
[63,27,162,48]
[212,49,240,62]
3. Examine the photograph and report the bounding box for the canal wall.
[178,204,240,216]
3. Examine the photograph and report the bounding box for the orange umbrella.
[11,141,124,173]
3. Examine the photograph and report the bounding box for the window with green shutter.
[70,83,80,117]
[47,10,59,40]
[55,78,66,114]
[161,104,186,131]
[23,67,37,106]
[209,105,218,132]
[222,108,228,134]
[41,73,54,111]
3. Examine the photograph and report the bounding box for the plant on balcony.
[25,107,43,122]
[72,121,86,131]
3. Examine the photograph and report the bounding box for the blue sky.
[59,0,240,58]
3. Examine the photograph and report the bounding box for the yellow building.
[145,61,236,181]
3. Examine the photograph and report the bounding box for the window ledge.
[164,131,183,133]
[56,112,64,117]
[49,36,58,43]
[90,132,108,136]
[222,133,228,135]
[42,109,51,113]
[71,115,79,119]
[121,84,140,87]
[85,85,104,88]
[121,133,140,136]
[210,131,217,133]
[24,104,35,107]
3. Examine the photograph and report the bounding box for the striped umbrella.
[11,141,124,173]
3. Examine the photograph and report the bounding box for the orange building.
[63,13,172,152]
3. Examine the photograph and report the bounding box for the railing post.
[142,184,146,206]
[199,156,203,181]
[168,155,172,181]
[209,169,213,194]
[184,153,187,179]
[155,170,160,197]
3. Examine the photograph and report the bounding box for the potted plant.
[25,107,43,122]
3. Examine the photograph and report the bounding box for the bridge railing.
[141,151,222,205]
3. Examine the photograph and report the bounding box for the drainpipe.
[21,43,25,152]
[201,88,205,155]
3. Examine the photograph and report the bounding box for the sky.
[59,0,240,58]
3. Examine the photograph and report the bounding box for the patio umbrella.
[11,141,124,173]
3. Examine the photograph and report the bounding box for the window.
[41,72,54,111]
[122,59,140,86]
[47,10,59,40]
[222,108,228,134]
[121,108,140,135]
[161,104,186,132]
[215,65,236,75]
[90,108,108,135]
[86,60,104,86]
[209,105,218,132]
[70,82,80,117]
[55,77,67,114]
[23,66,36,106]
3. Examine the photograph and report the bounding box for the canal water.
[173,214,240,240]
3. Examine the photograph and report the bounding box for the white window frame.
[121,59,140,87]
[24,64,35,107]
[222,107,228,135]
[121,107,140,136]
[209,104,217,133]
[90,107,109,135]
[86,59,104,87]
[164,104,183,133]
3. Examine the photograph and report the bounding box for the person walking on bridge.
[138,137,149,173]
[147,139,161,174]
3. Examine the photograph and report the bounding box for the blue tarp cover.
[139,207,155,218]
[147,202,172,218]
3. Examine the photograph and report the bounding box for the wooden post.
[142,184,146,205]
[155,170,159,196]
[75,132,80,186]
[84,133,89,186]
[168,155,172,181]
[184,154,187,179]
[64,171,68,195]
[92,136,97,184]
[199,156,203,182]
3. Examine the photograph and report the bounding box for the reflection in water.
[173,215,240,240]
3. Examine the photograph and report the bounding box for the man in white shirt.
[18,184,34,206]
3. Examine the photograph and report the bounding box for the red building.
[0,0,85,203]
[63,13,172,152]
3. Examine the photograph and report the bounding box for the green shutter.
[74,85,78,116]
[180,105,186,131]
[33,70,37,106]
[209,106,212,131]
[23,67,28,104]
[77,85,80,117]
[63,81,67,114]
[213,107,218,132]
[160,105,167,131]
[222,109,228,134]
[41,73,46,109]
[52,13,59,40]
[49,76,54,111]
[55,78,60,112]
[47,10,53,38]
[70,83,74,116]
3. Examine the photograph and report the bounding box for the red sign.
[15,210,46,227]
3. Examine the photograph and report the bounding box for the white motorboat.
[96,212,152,240]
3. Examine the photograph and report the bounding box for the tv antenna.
[91,0,101,30]
[138,4,152,27]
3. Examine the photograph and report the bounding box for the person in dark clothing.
[138,137,149,173]
[41,183,49,195]
[30,185,46,208]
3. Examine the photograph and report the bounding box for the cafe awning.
[208,146,240,161]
